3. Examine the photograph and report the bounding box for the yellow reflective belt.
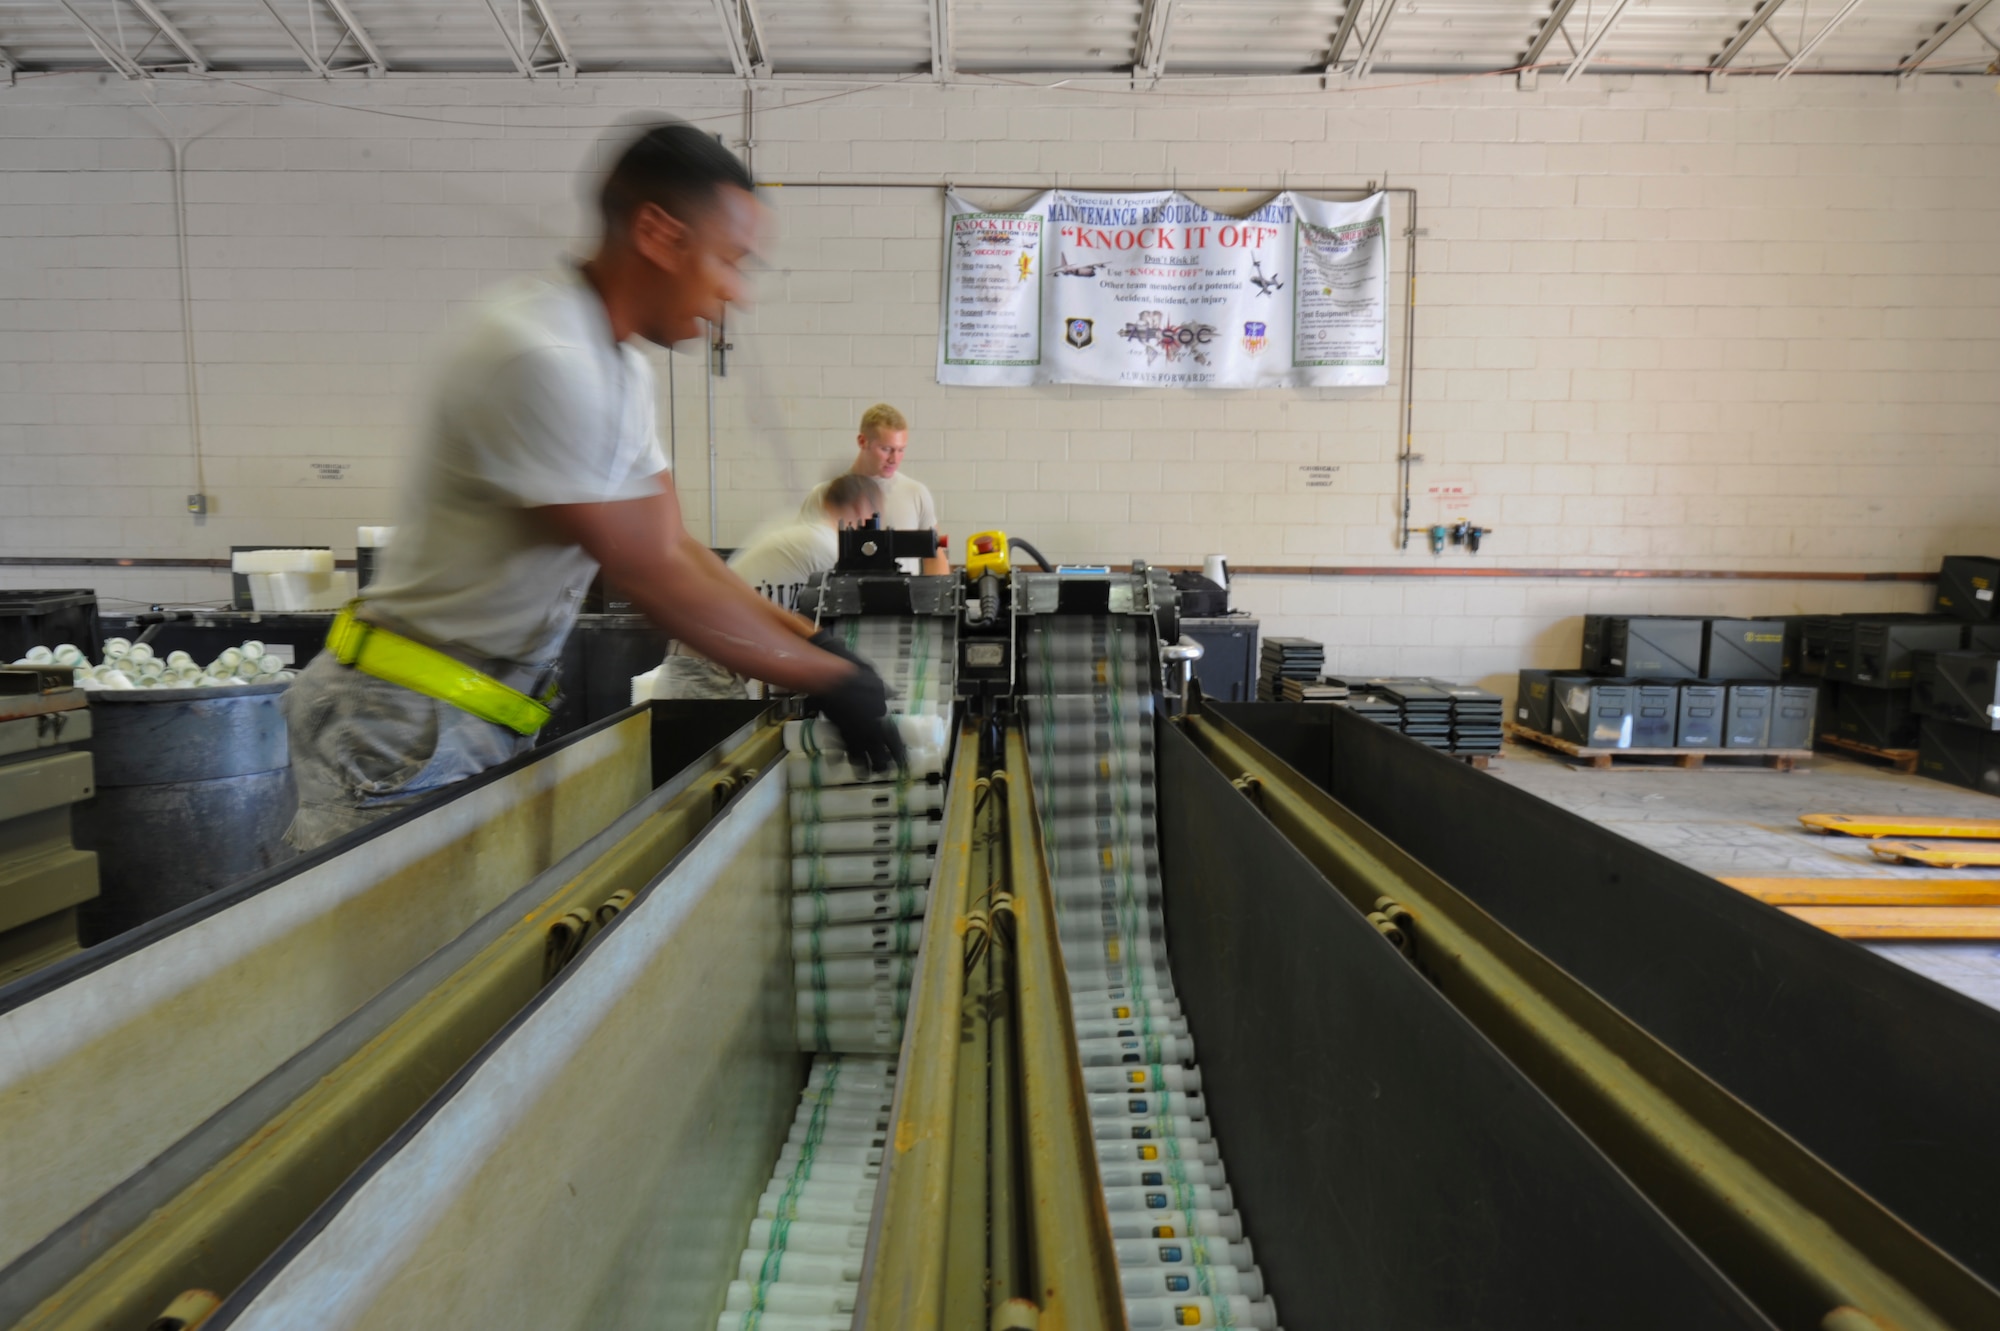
[327,604,554,737]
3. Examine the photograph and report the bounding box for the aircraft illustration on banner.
[1055,251,1110,277]
[1249,258,1284,297]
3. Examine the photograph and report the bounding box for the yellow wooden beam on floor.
[1780,906,2000,940]
[1869,840,2000,869]
[1721,878,2000,906]
[1801,814,2000,840]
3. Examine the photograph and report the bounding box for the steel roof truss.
[476,0,533,77]
[251,0,332,77]
[1325,0,1367,73]
[1712,0,1790,69]
[476,0,571,78]
[125,0,207,70]
[52,0,146,78]
[1352,0,1407,78]
[930,0,952,78]
[1562,0,1636,81]
[1775,0,1866,77]
[1899,0,1995,76]
[1521,0,1584,68]
[521,0,574,71]
[1135,0,1174,79]
[321,0,389,71]
[710,0,771,79]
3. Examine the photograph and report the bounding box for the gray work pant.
[282,651,533,853]
[656,648,751,700]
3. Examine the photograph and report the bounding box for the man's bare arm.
[539,481,847,694]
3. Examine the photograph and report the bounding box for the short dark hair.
[599,120,754,233]
[823,473,882,515]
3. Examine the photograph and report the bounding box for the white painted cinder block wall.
[2,73,1994,694]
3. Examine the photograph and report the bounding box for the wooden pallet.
[1868,838,2000,870]
[1815,733,1920,774]
[1504,723,1808,772]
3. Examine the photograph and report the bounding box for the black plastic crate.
[1912,652,2000,732]
[1917,718,2000,794]
[1702,619,1784,681]
[1725,684,1773,748]
[0,589,101,664]
[1911,652,1940,716]
[1769,683,1819,749]
[1582,616,1703,677]
[1514,668,1563,734]
[1800,614,1851,677]
[1677,683,1726,748]
[1771,615,1809,676]
[1835,686,1919,750]
[1822,618,1860,682]
[1849,617,1966,689]
[1934,555,2000,623]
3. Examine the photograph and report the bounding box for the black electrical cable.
[1009,539,1055,572]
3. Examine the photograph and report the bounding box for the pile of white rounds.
[11,639,296,691]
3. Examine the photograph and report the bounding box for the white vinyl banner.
[938,189,1389,389]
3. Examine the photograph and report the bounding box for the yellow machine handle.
[966,531,1011,580]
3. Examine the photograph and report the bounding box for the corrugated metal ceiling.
[0,0,1992,79]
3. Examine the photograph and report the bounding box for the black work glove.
[807,631,908,777]
[809,628,870,673]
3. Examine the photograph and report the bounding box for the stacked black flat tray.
[1335,676,1502,756]
[1278,676,1348,703]
[1442,684,1504,754]
[1385,681,1454,749]
[1258,637,1326,701]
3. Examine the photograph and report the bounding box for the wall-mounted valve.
[1403,525,1450,555]
[1448,520,1493,554]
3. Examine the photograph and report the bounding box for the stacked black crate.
[1257,637,1325,701]
[1552,617,1704,750]
[1581,616,1703,678]
[1550,676,1635,748]
[1935,556,2000,623]
[1702,618,1794,749]
[1911,557,2000,791]
[1518,615,1806,752]
[1826,615,1962,752]
[1513,667,1560,734]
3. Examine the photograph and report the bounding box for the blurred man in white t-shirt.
[800,403,950,575]
[281,123,903,850]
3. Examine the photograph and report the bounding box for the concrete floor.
[1489,739,2000,1011]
